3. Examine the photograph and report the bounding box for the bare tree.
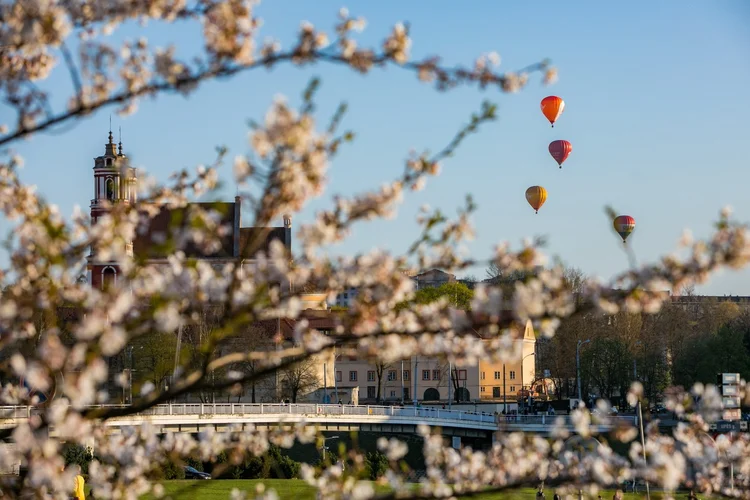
[374,361,392,403]
[183,306,226,403]
[224,322,278,403]
[279,358,319,403]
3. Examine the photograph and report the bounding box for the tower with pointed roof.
[87,129,137,288]
[85,132,293,293]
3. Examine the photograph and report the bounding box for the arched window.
[102,266,116,290]
[105,178,115,201]
[423,388,440,401]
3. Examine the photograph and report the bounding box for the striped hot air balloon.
[613,215,636,243]
[548,140,572,169]
[541,96,565,127]
[525,186,548,214]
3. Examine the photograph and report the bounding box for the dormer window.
[106,158,112,166]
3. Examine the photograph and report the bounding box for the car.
[184,466,211,480]
[650,404,666,415]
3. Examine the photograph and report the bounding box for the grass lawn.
[135,479,699,499]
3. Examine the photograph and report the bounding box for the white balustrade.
[0,404,633,429]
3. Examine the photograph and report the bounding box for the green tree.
[365,451,389,480]
[413,282,474,310]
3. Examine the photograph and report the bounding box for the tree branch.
[0,49,547,149]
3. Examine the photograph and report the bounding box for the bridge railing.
[0,404,636,428]
[0,403,498,425]
[134,403,498,425]
[497,413,638,427]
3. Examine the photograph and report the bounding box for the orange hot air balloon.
[541,96,565,127]
[525,186,547,214]
[548,140,572,168]
[613,215,636,243]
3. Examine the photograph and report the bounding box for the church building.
[86,131,292,290]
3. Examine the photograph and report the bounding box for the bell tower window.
[102,266,117,290]
[105,178,115,201]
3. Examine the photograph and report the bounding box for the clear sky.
[3,1,750,294]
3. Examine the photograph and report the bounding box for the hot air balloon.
[548,140,572,169]
[525,186,547,214]
[613,215,635,243]
[541,96,565,127]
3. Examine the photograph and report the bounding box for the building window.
[367,386,376,398]
[422,370,430,381]
[390,390,395,397]
[387,370,397,381]
[510,371,516,380]
[336,371,342,382]
[493,387,501,398]
[481,371,485,380]
[102,266,116,290]
[367,371,375,382]
[432,369,440,380]
[349,371,357,382]
[402,370,409,381]
[458,370,467,381]
[510,386,515,392]
[494,371,501,380]
[403,388,410,400]
[480,386,485,393]
[105,178,115,201]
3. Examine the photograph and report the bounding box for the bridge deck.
[0,403,639,434]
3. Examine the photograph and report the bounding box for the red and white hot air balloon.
[548,140,572,169]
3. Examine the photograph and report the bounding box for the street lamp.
[520,352,535,411]
[333,348,340,403]
[576,339,591,403]
[322,435,339,461]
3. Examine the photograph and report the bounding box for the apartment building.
[322,311,537,406]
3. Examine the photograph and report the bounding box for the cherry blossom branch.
[0,36,550,148]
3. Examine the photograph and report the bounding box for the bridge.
[0,403,637,439]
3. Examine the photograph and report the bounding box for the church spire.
[118,126,123,156]
[105,117,117,156]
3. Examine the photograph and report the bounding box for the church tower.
[88,129,137,288]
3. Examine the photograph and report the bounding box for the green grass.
[135,480,702,500]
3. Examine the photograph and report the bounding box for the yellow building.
[477,318,537,406]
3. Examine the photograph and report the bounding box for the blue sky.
[3,1,750,294]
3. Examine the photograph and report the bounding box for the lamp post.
[448,361,452,410]
[503,364,507,414]
[520,352,535,411]
[400,359,405,404]
[322,435,339,461]
[127,346,134,405]
[576,339,591,403]
[333,348,339,403]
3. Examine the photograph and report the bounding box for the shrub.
[62,443,93,475]
[161,458,186,480]
[365,451,389,480]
